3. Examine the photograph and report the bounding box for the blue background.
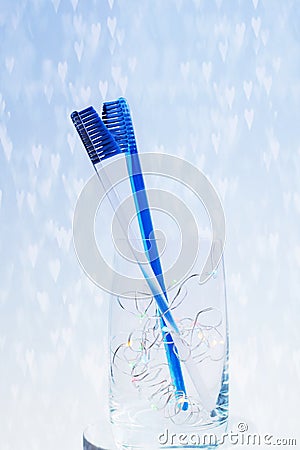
[0,1,299,448]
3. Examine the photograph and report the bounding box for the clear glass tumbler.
[109,238,228,449]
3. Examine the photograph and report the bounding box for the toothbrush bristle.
[71,110,100,165]
[102,98,137,154]
[70,107,121,164]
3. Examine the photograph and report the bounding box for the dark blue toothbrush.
[102,98,187,407]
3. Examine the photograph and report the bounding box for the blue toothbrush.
[102,98,187,408]
[71,104,216,413]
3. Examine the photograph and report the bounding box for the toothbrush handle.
[126,153,188,403]
[126,153,166,289]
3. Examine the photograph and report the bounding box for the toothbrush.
[71,105,215,413]
[102,98,187,407]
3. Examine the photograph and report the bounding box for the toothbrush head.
[70,107,121,164]
[102,97,137,154]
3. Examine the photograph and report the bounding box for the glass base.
[111,420,227,449]
[83,417,252,450]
